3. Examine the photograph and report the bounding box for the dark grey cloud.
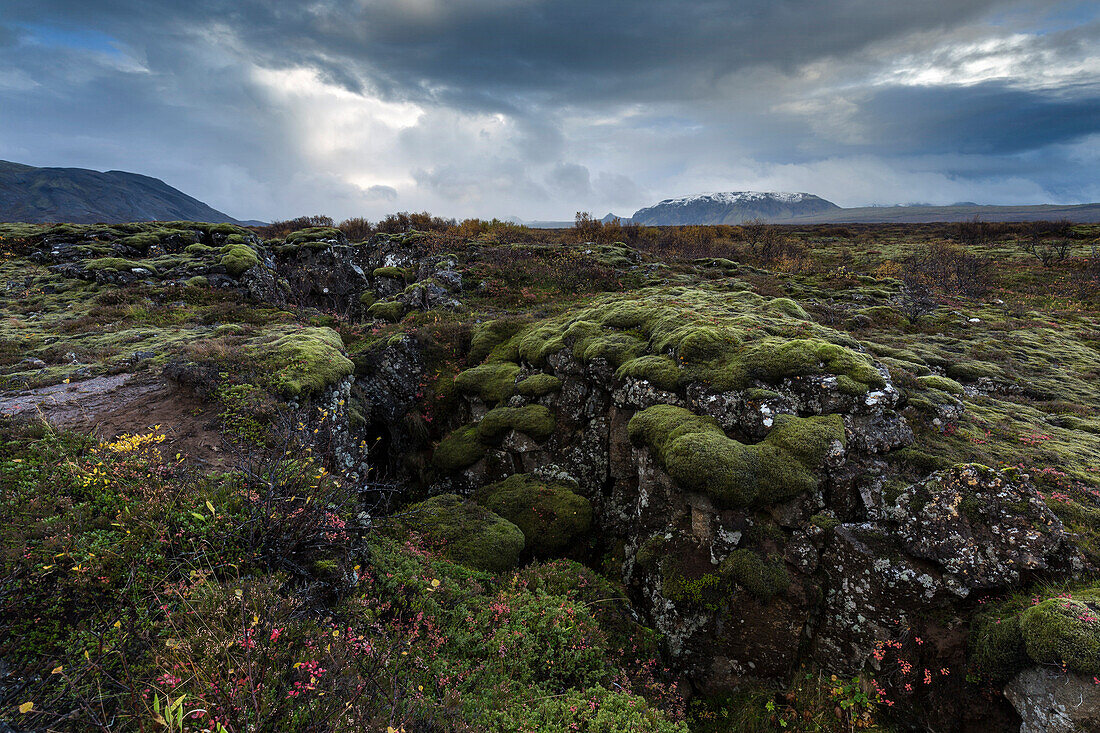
[0,0,1098,219]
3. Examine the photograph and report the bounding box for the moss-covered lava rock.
[395,494,524,572]
[628,404,845,507]
[475,474,593,556]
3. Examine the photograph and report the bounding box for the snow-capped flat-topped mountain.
[631,191,840,225]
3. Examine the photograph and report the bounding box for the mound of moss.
[475,474,592,556]
[970,585,1100,682]
[476,405,556,443]
[516,373,562,398]
[469,318,531,363]
[433,406,556,473]
[454,362,521,405]
[372,266,411,280]
[628,404,844,507]
[84,257,154,274]
[220,244,261,277]
[285,227,345,246]
[256,326,354,398]
[432,424,487,472]
[396,494,524,572]
[474,287,884,394]
[367,300,407,322]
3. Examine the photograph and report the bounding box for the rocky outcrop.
[1005,668,1100,733]
[429,288,1082,730]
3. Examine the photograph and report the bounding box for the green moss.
[186,276,209,288]
[476,405,556,443]
[719,549,790,601]
[469,318,531,364]
[1020,593,1100,675]
[367,300,406,322]
[660,562,722,606]
[372,266,411,280]
[474,474,592,556]
[809,513,840,531]
[615,355,682,391]
[769,297,809,320]
[184,243,214,255]
[634,534,669,568]
[946,360,1001,382]
[396,494,524,572]
[970,610,1028,682]
[575,330,645,367]
[515,373,562,398]
[84,257,154,274]
[285,227,343,245]
[741,338,884,390]
[454,362,521,405]
[219,245,260,277]
[628,405,844,507]
[918,374,966,395]
[432,424,487,471]
[358,291,376,307]
[258,326,354,398]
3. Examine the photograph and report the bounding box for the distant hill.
[631,192,840,225]
[0,160,244,224]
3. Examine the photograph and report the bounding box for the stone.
[1005,668,1100,733]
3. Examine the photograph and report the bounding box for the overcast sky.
[1,0,1099,221]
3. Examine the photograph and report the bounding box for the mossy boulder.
[918,374,966,395]
[454,362,521,405]
[257,326,354,398]
[469,318,531,364]
[372,266,411,280]
[475,474,592,556]
[367,300,407,322]
[515,373,562,398]
[398,494,524,572]
[628,404,844,507]
[1020,593,1100,675]
[285,227,346,246]
[220,245,261,277]
[432,424,487,472]
[971,586,1100,682]
[476,405,556,443]
[85,257,152,273]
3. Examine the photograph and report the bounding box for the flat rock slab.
[0,373,228,466]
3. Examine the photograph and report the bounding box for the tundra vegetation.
[1,214,1099,732]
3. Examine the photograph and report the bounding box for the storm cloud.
[0,0,1098,220]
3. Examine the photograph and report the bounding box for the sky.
[1,0,1099,222]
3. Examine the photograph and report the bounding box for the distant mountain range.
[627,191,1100,225]
[631,191,840,225]
[0,161,251,224]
